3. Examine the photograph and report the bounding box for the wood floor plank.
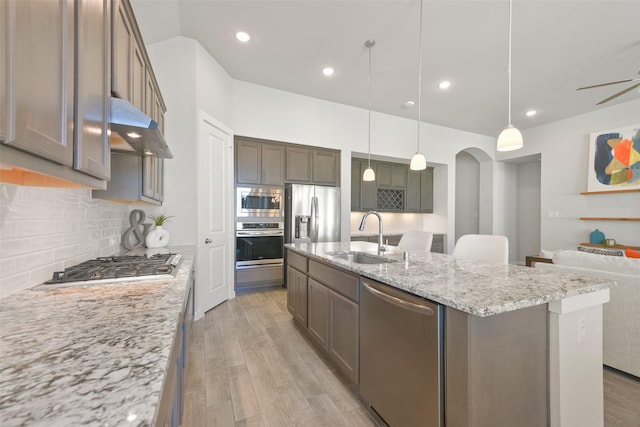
[227,364,261,422]
[604,367,640,427]
[206,400,235,427]
[184,289,638,427]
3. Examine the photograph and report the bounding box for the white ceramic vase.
[146,225,170,248]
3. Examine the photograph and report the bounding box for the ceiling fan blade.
[576,79,634,90]
[595,82,640,105]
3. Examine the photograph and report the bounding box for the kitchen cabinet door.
[74,0,110,180]
[287,266,308,327]
[286,146,313,183]
[112,0,133,101]
[313,149,339,186]
[420,167,434,213]
[131,40,146,112]
[361,167,377,211]
[406,168,421,212]
[235,139,261,184]
[142,156,164,203]
[350,158,362,210]
[328,290,359,384]
[261,143,285,186]
[0,1,6,143]
[8,0,75,166]
[307,278,329,351]
[377,162,406,188]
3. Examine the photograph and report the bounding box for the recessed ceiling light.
[322,67,334,77]
[235,31,250,42]
[404,101,415,108]
[525,110,537,117]
[438,80,451,90]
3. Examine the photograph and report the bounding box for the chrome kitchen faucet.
[359,210,387,252]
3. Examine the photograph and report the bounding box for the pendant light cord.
[368,41,373,168]
[507,0,513,126]
[417,0,423,151]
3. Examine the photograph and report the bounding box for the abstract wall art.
[587,124,640,192]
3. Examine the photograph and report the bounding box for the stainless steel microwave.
[236,187,284,218]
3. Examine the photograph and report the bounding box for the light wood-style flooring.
[183,289,640,427]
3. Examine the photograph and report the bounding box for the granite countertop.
[0,245,195,426]
[286,241,613,317]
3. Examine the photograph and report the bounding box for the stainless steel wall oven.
[235,220,285,292]
[235,221,284,268]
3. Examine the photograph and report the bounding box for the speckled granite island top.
[286,241,613,317]
[0,245,195,426]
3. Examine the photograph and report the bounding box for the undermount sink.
[327,251,396,264]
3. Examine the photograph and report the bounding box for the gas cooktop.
[39,253,183,288]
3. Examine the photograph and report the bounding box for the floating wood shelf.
[580,189,640,195]
[579,217,640,221]
[580,242,640,251]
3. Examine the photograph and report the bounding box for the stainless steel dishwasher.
[360,278,444,427]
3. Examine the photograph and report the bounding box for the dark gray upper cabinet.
[0,2,6,143]
[406,167,433,213]
[351,158,377,211]
[313,149,339,186]
[420,167,434,213]
[352,158,433,213]
[93,152,162,205]
[8,0,75,166]
[377,162,407,189]
[74,0,111,180]
[236,137,339,187]
[286,146,313,183]
[235,137,285,186]
[1,0,110,187]
[285,145,340,186]
[262,143,286,185]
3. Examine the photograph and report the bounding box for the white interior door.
[196,112,234,319]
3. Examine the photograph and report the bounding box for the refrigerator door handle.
[312,196,319,242]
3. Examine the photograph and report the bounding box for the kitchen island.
[0,245,195,426]
[286,241,613,427]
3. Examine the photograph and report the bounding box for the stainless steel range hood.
[109,97,173,159]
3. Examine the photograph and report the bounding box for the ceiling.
[130,0,640,137]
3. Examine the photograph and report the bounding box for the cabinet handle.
[204,238,212,244]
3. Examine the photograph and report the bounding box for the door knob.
[204,238,212,244]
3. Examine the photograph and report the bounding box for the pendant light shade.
[410,152,427,170]
[363,40,376,181]
[497,125,523,151]
[497,0,523,152]
[362,167,375,181]
[410,0,427,171]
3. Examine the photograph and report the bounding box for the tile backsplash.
[0,184,131,298]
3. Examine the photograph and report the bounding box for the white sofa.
[535,250,640,378]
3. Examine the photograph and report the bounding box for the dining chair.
[397,231,434,252]
[452,234,509,264]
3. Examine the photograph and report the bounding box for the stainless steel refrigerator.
[285,184,341,244]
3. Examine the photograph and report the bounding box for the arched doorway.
[454,148,493,244]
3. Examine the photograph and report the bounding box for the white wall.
[146,37,234,245]
[517,160,542,263]
[498,99,640,251]
[0,184,130,298]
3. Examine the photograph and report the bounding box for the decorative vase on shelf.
[589,229,605,245]
[146,225,170,248]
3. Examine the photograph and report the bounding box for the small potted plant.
[146,213,174,248]
[150,213,174,227]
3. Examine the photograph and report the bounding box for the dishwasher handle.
[362,282,434,316]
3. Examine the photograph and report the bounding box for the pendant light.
[496,0,524,151]
[410,0,427,171]
[363,40,376,181]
